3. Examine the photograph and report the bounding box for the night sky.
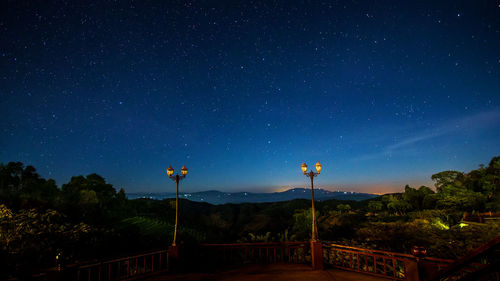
[1,1,499,194]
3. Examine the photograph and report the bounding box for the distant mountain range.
[126,188,378,204]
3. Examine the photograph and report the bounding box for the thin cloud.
[389,110,500,151]
[387,130,450,151]
[353,110,500,161]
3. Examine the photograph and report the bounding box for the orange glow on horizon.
[271,180,435,195]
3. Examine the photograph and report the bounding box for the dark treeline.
[0,156,499,278]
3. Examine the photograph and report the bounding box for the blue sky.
[1,1,499,193]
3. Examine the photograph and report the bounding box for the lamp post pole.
[301,162,323,269]
[308,171,318,241]
[167,166,188,251]
[173,174,180,246]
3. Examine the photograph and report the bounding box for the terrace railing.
[427,235,500,281]
[324,235,500,281]
[6,236,499,281]
[73,249,169,281]
[200,242,311,266]
[322,243,413,280]
[462,212,500,223]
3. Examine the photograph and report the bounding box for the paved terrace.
[145,264,388,281]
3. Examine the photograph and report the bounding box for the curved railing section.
[322,243,414,280]
[428,235,500,281]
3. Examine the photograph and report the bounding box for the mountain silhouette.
[127,188,378,204]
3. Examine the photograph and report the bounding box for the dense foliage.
[0,156,499,278]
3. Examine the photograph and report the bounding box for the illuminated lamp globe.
[315,162,322,174]
[411,246,427,259]
[167,166,174,177]
[181,165,188,176]
[301,162,308,174]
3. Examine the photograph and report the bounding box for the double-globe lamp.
[301,161,322,242]
[166,165,188,247]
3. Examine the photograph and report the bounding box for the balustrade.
[74,249,169,281]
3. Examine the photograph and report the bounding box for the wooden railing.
[462,212,500,223]
[424,257,499,281]
[322,243,414,280]
[74,249,169,281]
[6,237,499,281]
[323,235,500,281]
[428,235,500,281]
[200,242,310,266]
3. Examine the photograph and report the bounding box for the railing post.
[418,260,441,281]
[168,245,179,260]
[403,259,420,281]
[159,253,162,270]
[311,241,324,270]
[126,259,130,278]
[411,246,438,281]
[45,251,72,281]
[45,266,68,281]
[302,245,306,263]
[167,245,179,273]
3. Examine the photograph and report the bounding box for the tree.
[367,201,383,213]
[0,204,92,278]
[292,209,318,240]
[483,156,500,200]
[337,204,351,213]
[402,185,421,210]
[419,185,435,195]
[431,171,464,192]
[436,184,486,211]
[387,196,411,215]
[61,174,122,223]
[240,232,272,242]
[402,185,435,211]
[0,162,24,194]
[0,162,59,208]
[422,193,438,209]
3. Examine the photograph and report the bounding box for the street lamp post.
[301,161,324,270]
[301,161,322,241]
[166,165,188,248]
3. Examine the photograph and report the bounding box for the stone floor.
[144,264,389,281]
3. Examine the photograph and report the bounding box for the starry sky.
[1,1,500,194]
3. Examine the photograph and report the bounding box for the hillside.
[127,188,378,204]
